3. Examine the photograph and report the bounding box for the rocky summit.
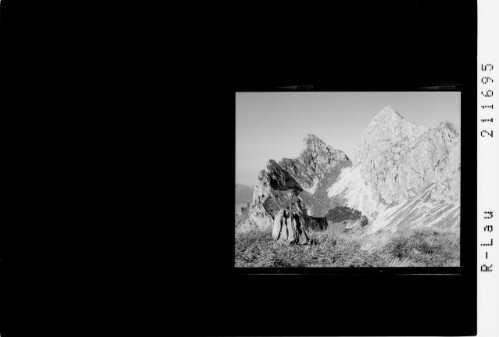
[279,134,352,217]
[236,159,308,233]
[236,106,460,238]
[356,106,459,205]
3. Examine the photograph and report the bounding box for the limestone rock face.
[236,135,349,239]
[280,134,350,189]
[237,105,460,236]
[327,164,384,221]
[329,106,460,233]
[252,160,303,205]
[365,184,460,234]
[236,160,308,233]
[357,106,460,206]
[272,209,310,245]
[279,134,352,216]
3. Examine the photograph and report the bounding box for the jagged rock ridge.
[356,106,460,205]
[237,106,460,236]
[237,135,361,234]
[236,160,308,233]
[331,106,460,233]
[279,134,352,217]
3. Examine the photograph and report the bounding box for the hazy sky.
[236,92,461,187]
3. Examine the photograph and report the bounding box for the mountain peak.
[303,133,327,151]
[374,105,405,120]
[265,159,280,170]
[436,120,460,135]
[304,133,324,143]
[365,106,425,135]
[299,134,349,164]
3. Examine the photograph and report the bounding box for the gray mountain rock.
[236,160,308,233]
[279,134,352,216]
[237,106,460,236]
[333,106,460,233]
[356,106,460,205]
[280,134,350,189]
[237,135,355,235]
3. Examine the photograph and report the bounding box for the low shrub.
[382,229,460,267]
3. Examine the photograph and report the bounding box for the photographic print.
[235,92,461,268]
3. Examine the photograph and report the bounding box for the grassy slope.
[235,227,460,268]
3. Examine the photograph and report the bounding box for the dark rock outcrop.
[237,135,367,238]
[272,209,310,245]
[302,216,328,231]
[237,160,308,233]
[279,134,352,217]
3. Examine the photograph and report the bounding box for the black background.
[0,1,476,336]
